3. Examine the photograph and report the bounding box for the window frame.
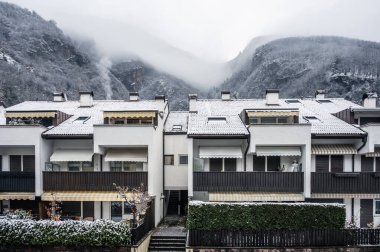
[375,200,380,216]
[179,155,188,165]
[164,155,174,165]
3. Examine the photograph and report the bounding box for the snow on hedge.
[189,200,346,208]
[0,219,131,248]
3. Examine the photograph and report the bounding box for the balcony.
[311,172,380,194]
[0,172,35,192]
[43,172,148,191]
[193,172,304,192]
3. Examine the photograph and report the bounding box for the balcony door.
[9,155,35,173]
[209,158,236,172]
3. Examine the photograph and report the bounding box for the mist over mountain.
[1,2,380,111]
[217,36,380,104]
[0,2,199,109]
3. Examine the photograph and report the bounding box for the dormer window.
[317,100,332,103]
[246,110,299,125]
[74,116,90,123]
[172,125,182,131]
[207,117,227,123]
[285,99,301,104]
[304,116,320,122]
[5,111,57,127]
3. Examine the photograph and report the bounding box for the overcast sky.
[6,0,380,62]
[3,0,380,88]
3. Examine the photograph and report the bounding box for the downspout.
[357,133,368,152]
[239,113,250,172]
[162,102,170,219]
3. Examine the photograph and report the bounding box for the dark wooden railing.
[0,172,35,192]
[188,229,380,247]
[43,172,148,191]
[312,172,380,194]
[131,199,155,245]
[193,172,304,192]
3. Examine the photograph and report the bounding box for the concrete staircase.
[148,235,186,251]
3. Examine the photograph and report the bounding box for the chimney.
[188,94,198,111]
[265,89,279,105]
[129,92,140,101]
[53,92,67,102]
[315,90,326,99]
[221,91,231,101]
[79,91,94,107]
[363,92,378,108]
[155,95,165,101]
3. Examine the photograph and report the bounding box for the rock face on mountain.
[0,2,198,109]
[219,37,380,104]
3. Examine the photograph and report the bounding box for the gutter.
[238,114,251,172]
[161,103,170,219]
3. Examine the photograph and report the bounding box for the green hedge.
[0,219,131,248]
[187,201,346,230]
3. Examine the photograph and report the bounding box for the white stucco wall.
[164,134,188,190]
[360,124,380,153]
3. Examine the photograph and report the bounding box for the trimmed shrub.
[0,219,131,248]
[187,201,346,230]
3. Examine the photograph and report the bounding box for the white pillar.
[303,144,311,198]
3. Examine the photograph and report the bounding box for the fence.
[188,229,380,247]
[130,199,155,245]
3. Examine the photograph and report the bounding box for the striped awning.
[50,149,94,162]
[105,148,148,162]
[366,149,380,157]
[199,146,243,159]
[312,193,380,199]
[0,193,35,200]
[5,112,56,118]
[311,145,357,155]
[256,146,301,156]
[41,191,138,202]
[209,192,304,202]
[103,111,156,119]
[247,110,299,117]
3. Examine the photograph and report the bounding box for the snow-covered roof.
[188,98,365,136]
[164,111,188,133]
[5,100,166,136]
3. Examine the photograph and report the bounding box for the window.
[61,201,81,220]
[315,155,329,172]
[114,119,125,125]
[224,158,236,172]
[209,158,223,172]
[248,118,259,124]
[111,202,122,222]
[261,117,276,124]
[110,161,122,172]
[82,202,94,219]
[23,155,35,172]
[375,200,380,215]
[253,155,265,171]
[127,118,140,124]
[140,118,154,124]
[207,117,226,123]
[179,155,188,165]
[331,155,343,173]
[68,162,80,171]
[304,116,319,122]
[285,99,301,104]
[74,116,90,123]
[164,155,174,165]
[361,156,374,172]
[123,162,143,172]
[267,156,281,171]
[9,155,21,172]
[82,161,94,172]
[172,125,182,131]
[317,99,332,103]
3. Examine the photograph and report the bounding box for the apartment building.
[0,92,167,225]
[1,89,380,228]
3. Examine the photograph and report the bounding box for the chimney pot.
[221,91,231,101]
[79,91,94,107]
[53,92,67,102]
[265,89,279,105]
[188,94,198,100]
[363,92,378,108]
[315,90,326,99]
[129,92,140,101]
[155,95,165,101]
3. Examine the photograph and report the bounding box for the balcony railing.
[193,172,304,192]
[0,172,35,192]
[43,172,148,191]
[312,172,380,194]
